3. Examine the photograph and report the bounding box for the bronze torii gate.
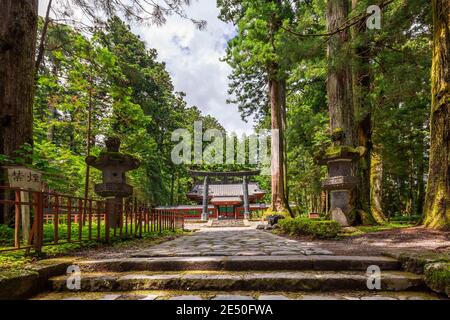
[188,170,260,221]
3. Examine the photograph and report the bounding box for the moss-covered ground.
[0,229,186,272]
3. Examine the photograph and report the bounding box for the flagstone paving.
[132,227,333,257]
[35,290,444,300]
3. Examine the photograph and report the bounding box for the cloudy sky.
[38,0,255,136]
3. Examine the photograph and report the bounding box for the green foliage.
[0,225,14,246]
[278,217,340,239]
[219,0,432,218]
[389,214,422,224]
[262,209,291,220]
[31,17,224,204]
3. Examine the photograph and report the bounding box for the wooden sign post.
[4,166,42,242]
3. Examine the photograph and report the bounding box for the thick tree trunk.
[352,0,373,222]
[268,0,287,213]
[326,0,355,146]
[269,77,286,212]
[370,151,387,224]
[0,0,38,163]
[325,0,358,225]
[424,0,450,229]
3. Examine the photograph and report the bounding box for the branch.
[281,0,395,39]
[35,0,54,77]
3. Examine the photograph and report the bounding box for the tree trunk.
[0,0,38,164]
[325,0,358,225]
[269,77,286,212]
[424,0,450,229]
[268,0,287,213]
[352,0,373,222]
[326,0,355,146]
[370,151,386,223]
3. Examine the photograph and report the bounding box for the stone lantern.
[86,137,140,227]
[318,131,360,226]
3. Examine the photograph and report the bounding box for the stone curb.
[77,255,401,272]
[49,270,424,292]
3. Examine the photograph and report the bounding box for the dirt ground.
[288,226,450,257]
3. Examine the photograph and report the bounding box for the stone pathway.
[29,224,448,301]
[133,227,332,257]
[33,290,444,300]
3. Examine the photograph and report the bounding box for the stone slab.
[49,271,423,292]
[212,295,254,300]
[169,295,203,300]
[78,255,400,272]
[258,295,290,300]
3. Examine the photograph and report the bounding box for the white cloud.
[132,0,255,136]
[38,0,255,136]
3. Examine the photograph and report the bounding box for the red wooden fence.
[0,186,184,254]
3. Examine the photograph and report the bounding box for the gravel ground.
[276,226,450,256]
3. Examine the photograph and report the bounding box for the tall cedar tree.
[0,0,202,164]
[0,0,38,165]
[424,0,449,229]
[218,0,293,213]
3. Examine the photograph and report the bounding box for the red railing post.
[32,191,44,253]
[67,197,72,242]
[88,199,93,241]
[78,198,83,241]
[158,210,161,233]
[14,190,21,249]
[139,206,143,237]
[54,194,59,243]
[105,200,110,243]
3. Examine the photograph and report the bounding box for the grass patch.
[0,229,185,272]
[338,223,414,237]
[0,252,34,271]
[277,217,340,239]
[356,223,414,233]
[1,222,177,249]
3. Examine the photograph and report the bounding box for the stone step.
[50,270,424,292]
[77,255,401,272]
[33,290,443,300]
[210,220,246,228]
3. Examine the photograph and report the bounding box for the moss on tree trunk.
[424,0,450,229]
[370,151,387,224]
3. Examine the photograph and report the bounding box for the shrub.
[262,208,291,221]
[278,217,340,239]
[0,224,14,246]
[278,218,297,234]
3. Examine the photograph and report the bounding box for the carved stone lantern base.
[319,145,361,226]
[106,197,123,228]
